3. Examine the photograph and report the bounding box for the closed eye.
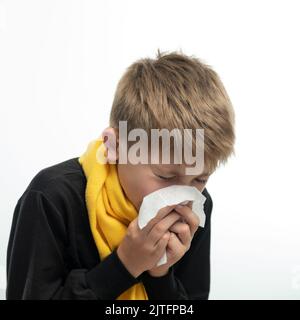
[196,178,208,184]
[156,174,176,180]
[156,175,207,184]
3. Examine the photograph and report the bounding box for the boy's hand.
[147,204,200,277]
[173,203,201,239]
[117,204,182,278]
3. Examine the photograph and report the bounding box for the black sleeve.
[138,191,213,300]
[6,190,139,300]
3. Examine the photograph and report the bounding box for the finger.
[167,232,187,255]
[148,211,181,245]
[155,231,171,253]
[141,204,177,234]
[183,201,193,210]
[174,205,199,237]
[169,221,191,246]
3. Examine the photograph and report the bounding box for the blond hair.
[109,49,235,174]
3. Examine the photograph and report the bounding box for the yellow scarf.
[78,137,148,300]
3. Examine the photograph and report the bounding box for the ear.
[100,127,119,163]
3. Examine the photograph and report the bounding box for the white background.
[1,0,300,300]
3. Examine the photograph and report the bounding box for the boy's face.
[117,161,210,212]
[103,126,210,212]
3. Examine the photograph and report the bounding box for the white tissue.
[137,185,206,266]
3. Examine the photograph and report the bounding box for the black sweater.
[6,157,213,300]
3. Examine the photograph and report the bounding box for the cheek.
[117,164,155,211]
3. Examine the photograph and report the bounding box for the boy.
[6,50,235,300]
